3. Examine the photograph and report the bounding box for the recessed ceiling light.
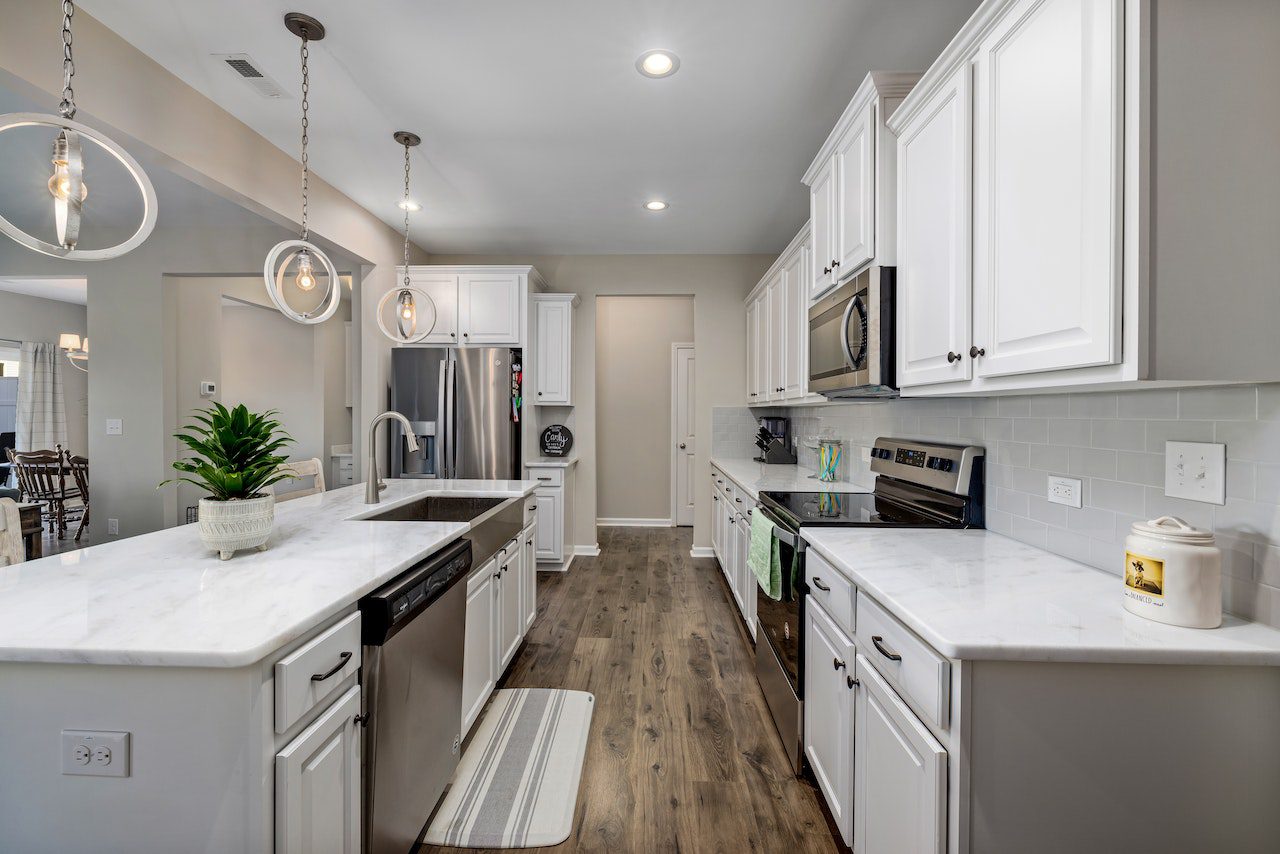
[644,200,669,212]
[636,49,680,78]
[398,200,422,212]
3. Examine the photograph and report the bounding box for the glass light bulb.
[643,53,673,76]
[395,289,417,337]
[47,158,88,203]
[294,253,317,292]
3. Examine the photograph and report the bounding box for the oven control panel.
[870,438,982,495]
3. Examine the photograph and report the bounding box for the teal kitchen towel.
[749,508,781,600]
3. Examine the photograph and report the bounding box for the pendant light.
[59,332,88,372]
[376,131,437,344]
[0,0,158,260]
[262,13,341,325]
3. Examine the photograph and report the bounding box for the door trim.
[670,342,696,527]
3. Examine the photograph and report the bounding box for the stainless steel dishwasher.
[359,537,472,854]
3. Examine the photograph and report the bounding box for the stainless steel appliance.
[753,437,984,772]
[389,347,521,480]
[807,266,895,398]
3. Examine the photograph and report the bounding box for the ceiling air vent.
[214,53,287,99]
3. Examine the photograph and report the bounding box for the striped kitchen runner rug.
[424,688,594,849]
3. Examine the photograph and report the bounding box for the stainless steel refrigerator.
[389,347,521,480]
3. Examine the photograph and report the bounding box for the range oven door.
[753,504,806,773]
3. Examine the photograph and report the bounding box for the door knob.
[969,345,986,358]
[947,351,962,363]
[679,443,686,449]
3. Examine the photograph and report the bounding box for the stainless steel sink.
[361,496,507,523]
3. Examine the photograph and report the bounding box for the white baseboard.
[596,518,673,527]
[690,546,715,559]
[574,544,600,557]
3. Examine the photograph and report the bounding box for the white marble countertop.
[0,478,536,668]
[525,455,578,468]
[710,457,871,502]
[801,527,1280,666]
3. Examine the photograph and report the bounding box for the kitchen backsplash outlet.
[752,384,1280,629]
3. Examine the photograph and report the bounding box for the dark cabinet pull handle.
[536,476,552,481]
[311,650,352,682]
[735,498,742,504]
[969,345,985,358]
[811,576,830,592]
[847,675,859,689]
[871,635,903,662]
[353,713,369,727]
[833,657,846,671]
[947,351,962,363]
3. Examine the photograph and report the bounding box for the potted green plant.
[161,403,295,560]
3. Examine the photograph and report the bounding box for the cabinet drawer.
[528,467,564,488]
[855,592,949,729]
[275,612,362,734]
[806,548,855,637]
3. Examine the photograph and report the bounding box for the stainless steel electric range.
[753,437,985,772]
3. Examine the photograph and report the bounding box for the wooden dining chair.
[275,457,326,502]
[0,497,25,566]
[66,454,89,542]
[7,447,78,537]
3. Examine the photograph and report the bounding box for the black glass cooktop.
[759,490,964,528]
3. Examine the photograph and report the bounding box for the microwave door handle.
[840,295,859,370]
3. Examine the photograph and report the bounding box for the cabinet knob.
[847,675,859,690]
[537,391,543,396]
[947,351,962,364]
[450,332,455,338]
[463,332,469,338]
[679,443,687,449]
[823,266,832,275]
[969,345,986,358]
[832,260,840,268]
[833,657,847,672]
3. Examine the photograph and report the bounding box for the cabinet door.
[711,492,724,563]
[459,272,522,345]
[810,158,836,300]
[804,600,855,846]
[970,0,1121,379]
[276,685,361,854]
[835,104,876,277]
[521,524,537,631]
[896,65,973,388]
[534,487,563,562]
[752,295,769,400]
[782,244,807,399]
[462,562,497,735]
[498,543,523,669]
[854,655,947,854]
[766,273,787,402]
[534,298,572,405]
[745,299,760,404]
[411,273,460,344]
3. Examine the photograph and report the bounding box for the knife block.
[754,439,797,465]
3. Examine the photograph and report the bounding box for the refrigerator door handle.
[445,357,457,480]
[437,359,448,479]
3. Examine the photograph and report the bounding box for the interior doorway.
[671,343,695,526]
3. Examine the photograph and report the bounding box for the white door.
[745,299,760,404]
[521,524,537,631]
[854,655,947,854]
[275,685,361,854]
[462,561,496,735]
[896,64,973,388]
[810,157,836,299]
[459,273,522,345]
[671,344,696,527]
[411,273,460,344]
[534,298,572,405]
[767,272,787,401]
[533,488,563,562]
[835,104,876,277]
[498,541,523,669]
[971,0,1122,378]
[804,600,855,846]
[782,245,807,399]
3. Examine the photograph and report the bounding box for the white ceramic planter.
[198,493,275,561]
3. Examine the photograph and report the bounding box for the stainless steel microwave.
[807,267,896,397]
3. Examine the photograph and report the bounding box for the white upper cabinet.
[971,0,1122,378]
[804,72,922,303]
[412,272,461,344]
[767,271,787,401]
[459,272,522,345]
[895,66,973,388]
[531,293,577,406]
[746,223,813,405]
[782,242,807,398]
[745,299,761,404]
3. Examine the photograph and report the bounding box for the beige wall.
[0,290,89,457]
[595,296,694,522]
[429,254,773,551]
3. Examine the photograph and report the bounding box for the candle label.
[1124,551,1165,605]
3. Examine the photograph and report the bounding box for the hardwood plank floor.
[422,526,838,854]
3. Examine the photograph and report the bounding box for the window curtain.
[15,341,67,452]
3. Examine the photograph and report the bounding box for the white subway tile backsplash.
[780,382,1280,627]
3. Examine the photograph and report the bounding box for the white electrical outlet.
[105,418,123,436]
[1164,441,1226,505]
[62,730,130,777]
[107,518,119,536]
[860,446,871,464]
[1048,475,1082,508]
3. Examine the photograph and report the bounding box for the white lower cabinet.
[497,539,523,670]
[275,685,361,854]
[533,487,563,562]
[734,511,756,640]
[804,599,856,846]
[521,523,537,631]
[854,653,947,854]
[462,557,498,735]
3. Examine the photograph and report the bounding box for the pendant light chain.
[402,142,412,286]
[58,0,77,119]
[299,29,311,241]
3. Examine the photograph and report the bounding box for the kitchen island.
[0,477,537,854]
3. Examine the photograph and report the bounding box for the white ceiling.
[0,277,88,305]
[81,0,979,255]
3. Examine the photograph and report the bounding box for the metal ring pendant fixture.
[376,131,438,344]
[262,13,341,326]
[0,2,158,260]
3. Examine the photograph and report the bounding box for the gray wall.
[0,290,88,455]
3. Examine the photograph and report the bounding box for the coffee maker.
[754,416,797,464]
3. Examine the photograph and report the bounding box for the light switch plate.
[1164,441,1226,505]
[1048,475,1083,508]
[105,418,123,436]
[860,446,871,464]
[62,730,130,777]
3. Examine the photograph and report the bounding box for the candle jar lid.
[1130,515,1215,544]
